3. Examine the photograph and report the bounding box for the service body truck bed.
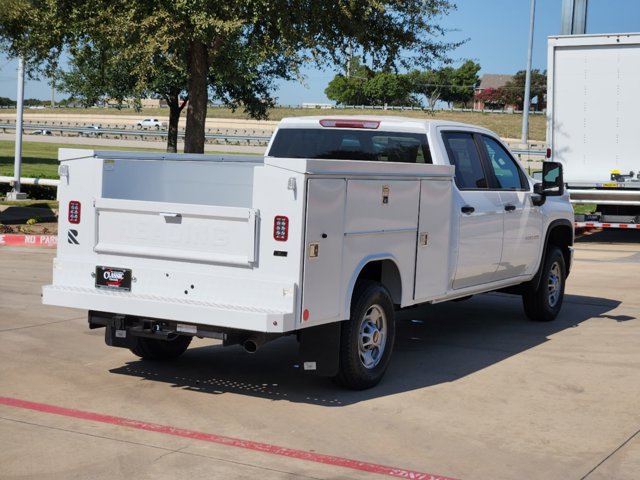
[43,116,574,389]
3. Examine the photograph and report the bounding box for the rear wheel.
[522,246,566,322]
[335,281,395,390]
[130,335,192,361]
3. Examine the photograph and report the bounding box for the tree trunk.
[165,92,187,154]
[184,40,208,154]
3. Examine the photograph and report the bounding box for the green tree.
[408,67,454,109]
[325,57,373,105]
[1,0,459,153]
[364,72,413,107]
[60,41,188,152]
[449,60,480,108]
[503,69,547,111]
[0,96,15,107]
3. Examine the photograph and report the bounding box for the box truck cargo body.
[547,33,640,228]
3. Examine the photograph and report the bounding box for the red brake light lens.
[68,201,81,224]
[546,148,551,158]
[274,216,289,241]
[320,119,380,129]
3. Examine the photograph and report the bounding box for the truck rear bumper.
[42,284,295,333]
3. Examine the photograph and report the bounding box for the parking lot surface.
[1,230,639,480]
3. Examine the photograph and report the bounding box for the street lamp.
[7,56,27,200]
[521,0,536,146]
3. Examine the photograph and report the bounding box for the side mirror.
[532,161,564,206]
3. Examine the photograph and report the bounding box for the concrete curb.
[0,234,58,247]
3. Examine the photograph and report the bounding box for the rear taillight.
[273,216,289,241]
[546,148,551,158]
[68,201,81,224]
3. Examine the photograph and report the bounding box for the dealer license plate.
[95,266,132,291]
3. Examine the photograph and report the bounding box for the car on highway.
[136,118,166,130]
[79,124,102,137]
[30,129,52,135]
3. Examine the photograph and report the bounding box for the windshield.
[268,128,432,164]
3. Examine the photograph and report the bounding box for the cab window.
[268,128,431,163]
[442,132,488,190]
[480,135,527,190]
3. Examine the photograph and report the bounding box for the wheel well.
[354,260,402,305]
[548,224,573,275]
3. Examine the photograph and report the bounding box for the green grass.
[573,204,596,215]
[2,106,547,141]
[0,141,164,179]
[0,199,59,209]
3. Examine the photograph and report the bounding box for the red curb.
[0,234,58,247]
[0,396,456,480]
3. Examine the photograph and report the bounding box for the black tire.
[522,246,566,322]
[334,281,396,390]
[130,335,192,361]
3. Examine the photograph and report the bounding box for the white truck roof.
[275,115,492,134]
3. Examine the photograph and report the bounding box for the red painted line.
[0,396,456,480]
[0,234,57,247]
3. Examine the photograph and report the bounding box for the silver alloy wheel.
[547,261,562,307]
[358,304,387,369]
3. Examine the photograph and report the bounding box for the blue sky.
[1,0,639,105]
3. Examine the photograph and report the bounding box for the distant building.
[473,74,514,111]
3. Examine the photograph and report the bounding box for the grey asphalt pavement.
[1,230,639,479]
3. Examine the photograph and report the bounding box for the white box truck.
[43,116,574,389]
[547,33,640,228]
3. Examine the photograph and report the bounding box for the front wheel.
[522,246,566,322]
[130,335,192,361]
[334,281,396,390]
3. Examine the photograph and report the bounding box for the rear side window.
[268,128,432,164]
[442,132,488,189]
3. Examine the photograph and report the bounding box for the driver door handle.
[461,205,475,214]
[504,204,516,212]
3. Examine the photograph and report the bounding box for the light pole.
[8,57,27,200]
[521,0,536,146]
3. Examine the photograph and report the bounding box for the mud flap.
[89,311,137,349]
[298,321,342,377]
[105,325,137,349]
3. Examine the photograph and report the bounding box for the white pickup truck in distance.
[136,118,165,129]
[43,116,574,389]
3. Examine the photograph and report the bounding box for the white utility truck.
[43,116,574,389]
[547,33,640,228]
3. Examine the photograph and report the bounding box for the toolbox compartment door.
[94,198,258,266]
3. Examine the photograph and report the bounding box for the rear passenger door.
[441,132,503,289]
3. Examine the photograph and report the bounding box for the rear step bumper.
[42,284,295,333]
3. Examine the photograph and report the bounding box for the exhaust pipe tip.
[243,339,259,354]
